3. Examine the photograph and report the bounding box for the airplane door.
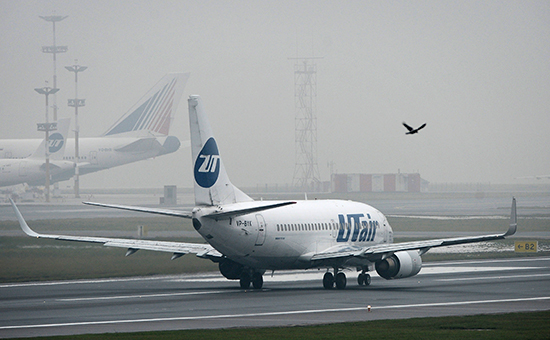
[89,151,98,165]
[254,214,266,246]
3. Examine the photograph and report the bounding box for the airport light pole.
[66,62,87,198]
[40,15,68,122]
[35,86,60,203]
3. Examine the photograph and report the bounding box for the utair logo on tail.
[194,137,220,188]
[48,132,65,153]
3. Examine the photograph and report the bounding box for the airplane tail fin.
[188,95,253,206]
[103,73,190,137]
[30,118,71,160]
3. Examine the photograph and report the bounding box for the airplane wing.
[310,197,517,264]
[83,201,193,218]
[10,199,222,261]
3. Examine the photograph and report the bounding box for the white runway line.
[1,296,549,331]
[436,273,550,282]
[57,290,231,302]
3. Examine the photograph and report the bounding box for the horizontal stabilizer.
[203,201,297,219]
[114,137,162,152]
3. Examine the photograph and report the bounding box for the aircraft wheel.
[323,272,334,289]
[335,272,347,290]
[364,273,371,286]
[358,273,365,285]
[358,273,371,286]
[239,273,251,289]
[252,272,263,289]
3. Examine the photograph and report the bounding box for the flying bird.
[402,122,426,135]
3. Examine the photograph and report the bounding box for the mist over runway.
[2,190,549,222]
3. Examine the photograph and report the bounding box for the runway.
[1,256,549,338]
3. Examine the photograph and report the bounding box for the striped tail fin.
[103,73,189,136]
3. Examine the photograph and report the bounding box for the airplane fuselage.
[0,158,75,187]
[0,136,180,184]
[193,200,393,270]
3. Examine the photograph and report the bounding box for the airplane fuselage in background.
[0,158,75,187]
[0,135,180,185]
[0,73,188,187]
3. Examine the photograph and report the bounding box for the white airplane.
[1,118,74,187]
[11,95,518,290]
[0,73,189,185]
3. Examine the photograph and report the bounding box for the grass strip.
[9,310,550,340]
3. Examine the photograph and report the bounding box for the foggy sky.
[1,0,549,189]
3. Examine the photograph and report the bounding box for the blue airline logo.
[336,213,378,242]
[48,133,65,153]
[194,137,220,188]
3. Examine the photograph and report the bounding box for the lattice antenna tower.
[290,57,323,190]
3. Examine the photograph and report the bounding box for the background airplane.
[0,73,189,185]
[12,95,517,290]
[1,118,73,187]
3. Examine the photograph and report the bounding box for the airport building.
[331,172,429,193]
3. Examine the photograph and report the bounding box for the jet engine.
[375,250,422,279]
[218,258,244,280]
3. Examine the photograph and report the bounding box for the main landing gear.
[239,271,264,289]
[323,269,371,289]
[357,271,371,286]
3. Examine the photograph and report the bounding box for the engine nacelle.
[218,259,244,280]
[375,250,422,280]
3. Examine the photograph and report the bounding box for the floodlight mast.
[66,62,87,198]
[40,15,68,122]
[35,86,59,202]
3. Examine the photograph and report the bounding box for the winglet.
[9,199,40,238]
[504,197,517,237]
